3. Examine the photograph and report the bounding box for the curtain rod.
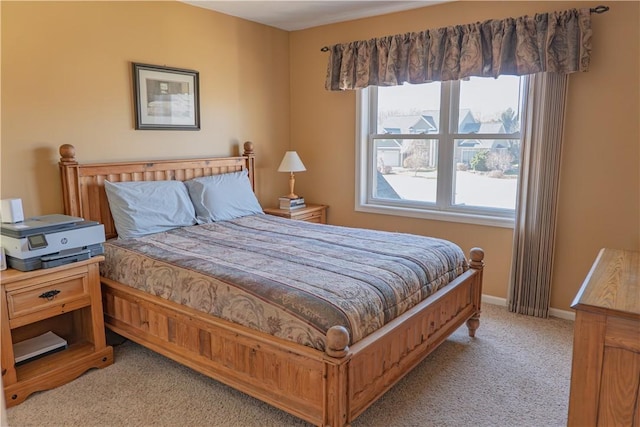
[319,5,610,52]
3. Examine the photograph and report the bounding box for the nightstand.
[1,256,113,407]
[264,204,328,224]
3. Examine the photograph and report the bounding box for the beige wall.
[2,1,638,312]
[289,1,640,311]
[1,1,290,215]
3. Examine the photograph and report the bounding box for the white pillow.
[185,169,263,222]
[104,180,197,239]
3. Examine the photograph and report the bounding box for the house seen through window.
[357,75,525,227]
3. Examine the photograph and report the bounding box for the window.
[356,76,526,227]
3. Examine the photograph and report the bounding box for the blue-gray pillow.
[185,169,263,222]
[104,180,197,239]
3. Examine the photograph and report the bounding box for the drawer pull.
[39,290,61,301]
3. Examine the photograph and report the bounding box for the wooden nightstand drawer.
[7,274,88,321]
[263,204,328,224]
[295,210,324,223]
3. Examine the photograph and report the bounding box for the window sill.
[355,203,515,228]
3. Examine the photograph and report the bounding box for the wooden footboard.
[102,277,331,425]
[346,250,484,421]
[101,249,483,427]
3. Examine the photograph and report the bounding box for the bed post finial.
[325,326,350,358]
[243,141,254,156]
[469,247,484,270]
[59,144,77,164]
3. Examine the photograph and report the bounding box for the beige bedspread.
[100,214,468,351]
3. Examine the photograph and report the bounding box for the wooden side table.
[1,256,113,407]
[263,204,328,224]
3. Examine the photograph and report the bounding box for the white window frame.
[355,78,527,228]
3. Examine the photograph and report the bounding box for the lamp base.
[285,173,300,200]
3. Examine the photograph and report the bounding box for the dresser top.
[572,248,640,317]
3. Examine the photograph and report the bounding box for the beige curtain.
[508,72,568,318]
[325,8,591,90]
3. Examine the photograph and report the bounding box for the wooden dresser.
[568,248,640,426]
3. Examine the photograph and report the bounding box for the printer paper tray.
[7,244,104,272]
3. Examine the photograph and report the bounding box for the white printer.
[0,214,105,271]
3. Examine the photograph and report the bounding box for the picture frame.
[132,63,200,130]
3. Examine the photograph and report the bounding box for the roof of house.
[381,109,476,134]
[376,139,403,149]
[461,121,506,134]
[458,139,510,149]
[381,115,434,134]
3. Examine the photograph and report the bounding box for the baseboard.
[481,295,508,307]
[481,294,575,321]
[549,307,575,321]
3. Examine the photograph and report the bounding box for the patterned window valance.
[325,8,592,91]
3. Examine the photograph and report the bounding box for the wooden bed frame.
[58,142,484,427]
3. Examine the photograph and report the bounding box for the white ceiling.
[181,1,447,31]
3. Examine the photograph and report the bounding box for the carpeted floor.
[5,303,574,427]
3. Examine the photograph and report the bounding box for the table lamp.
[278,151,306,199]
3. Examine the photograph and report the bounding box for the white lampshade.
[277,151,306,173]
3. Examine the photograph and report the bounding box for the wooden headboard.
[59,141,256,240]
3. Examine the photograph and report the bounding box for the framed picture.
[132,63,200,130]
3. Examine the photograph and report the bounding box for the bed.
[58,142,484,427]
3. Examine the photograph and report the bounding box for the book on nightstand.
[13,331,68,364]
[282,204,306,210]
[279,197,305,210]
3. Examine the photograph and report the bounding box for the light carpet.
[5,304,574,427]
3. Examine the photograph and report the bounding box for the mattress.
[100,214,468,351]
